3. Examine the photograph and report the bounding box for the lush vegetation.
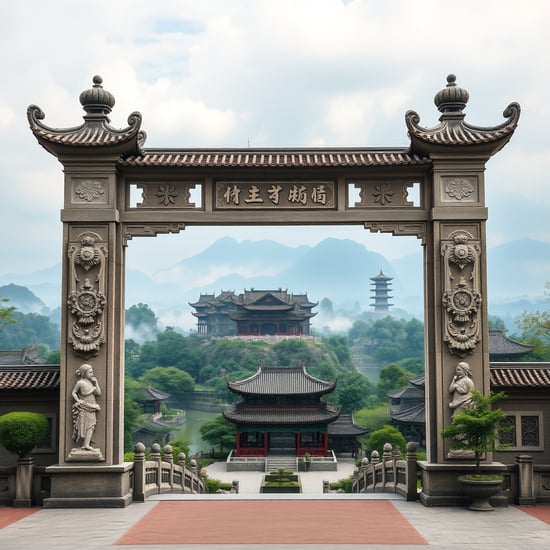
[0,411,50,457]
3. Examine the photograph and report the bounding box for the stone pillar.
[27,76,143,508]
[14,456,34,507]
[516,455,536,505]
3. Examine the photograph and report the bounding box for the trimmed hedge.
[0,411,49,457]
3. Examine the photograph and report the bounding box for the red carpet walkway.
[115,500,427,545]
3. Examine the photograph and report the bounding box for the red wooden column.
[236,431,241,456]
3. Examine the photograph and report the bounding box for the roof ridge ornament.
[405,74,520,157]
[27,75,146,157]
[79,75,116,120]
[434,74,469,115]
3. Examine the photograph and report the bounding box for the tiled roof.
[390,402,425,424]
[490,364,550,389]
[387,385,425,400]
[134,386,170,402]
[227,364,336,396]
[489,330,534,357]
[120,148,430,168]
[27,105,143,150]
[0,365,60,390]
[223,404,339,425]
[327,414,369,436]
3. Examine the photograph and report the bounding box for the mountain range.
[0,237,548,334]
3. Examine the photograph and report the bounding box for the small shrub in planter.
[0,411,49,458]
[329,477,353,493]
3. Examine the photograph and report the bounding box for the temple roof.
[489,330,534,358]
[0,365,60,390]
[134,386,170,402]
[327,413,369,436]
[227,364,336,396]
[390,401,425,425]
[222,403,339,425]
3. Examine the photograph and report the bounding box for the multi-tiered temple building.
[190,289,317,336]
[223,363,342,457]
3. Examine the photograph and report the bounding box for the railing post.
[177,452,187,492]
[516,455,536,505]
[190,458,198,493]
[151,443,162,493]
[132,442,146,503]
[371,450,379,491]
[382,443,392,490]
[405,441,418,501]
[392,447,401,490]
[163,444,174,490]
[361,457,369,493]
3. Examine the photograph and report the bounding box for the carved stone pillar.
[407,75,520,505]
[28,76,143,507]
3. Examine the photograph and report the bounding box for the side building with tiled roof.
[0,363,60,473]
[389,362,550,464]
[223,363,339,458]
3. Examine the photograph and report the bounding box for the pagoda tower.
[370,269,393,312]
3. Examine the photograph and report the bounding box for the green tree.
[353,404,391,433]
[332,371,374,413]
[0,311,59,350]
[0,296,16,332]
[199,414,236,453]
[367,425,407,457]
[377,364,411,401]
[140,366,195,401]
[518,281,550,342]
[441,390,507,473]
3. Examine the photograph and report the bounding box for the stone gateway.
[27,74,519,506]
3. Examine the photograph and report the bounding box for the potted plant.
[441,390,508,511]
[0,411,49,507]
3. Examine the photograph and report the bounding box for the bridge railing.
[132,442,205,502]
[350,441,418,501]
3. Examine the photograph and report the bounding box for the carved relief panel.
[350,180,420,208]
[439,175,481,204]
[441,229,482,356]
[67,231,108,357]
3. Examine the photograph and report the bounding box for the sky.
[1,0,549,279]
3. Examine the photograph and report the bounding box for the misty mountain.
[0,284,47,314]
[1,237,548,333]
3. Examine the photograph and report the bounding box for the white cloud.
[1,0,549,279]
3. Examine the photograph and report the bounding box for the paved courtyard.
[2,460,550,549]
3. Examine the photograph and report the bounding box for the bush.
[366,425,407,457]
[0,411,49,457]
[329,477,353,493]
[205,478,233,493]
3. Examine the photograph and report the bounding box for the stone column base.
[43,463,133,508]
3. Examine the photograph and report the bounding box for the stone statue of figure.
[71,363,101,451]
[448,361,474,418]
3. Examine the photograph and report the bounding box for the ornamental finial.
[434,74,469,114]
[79,75,115,117]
